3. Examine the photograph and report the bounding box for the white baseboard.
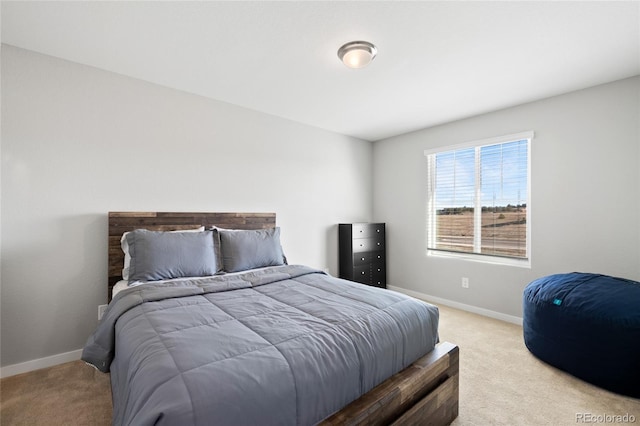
[388,285,523,326]
[0,348,83,379]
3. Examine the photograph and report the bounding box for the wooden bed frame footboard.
[321,342,459,426]
[108,212,459,425]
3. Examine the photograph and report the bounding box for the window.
[425,132,532,264]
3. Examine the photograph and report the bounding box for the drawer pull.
[377,268,381,272]
[361,257,365,261]
[361,271,366,275]
[377,242,381,246]
[377,229,380,232]
[377,255,381,259]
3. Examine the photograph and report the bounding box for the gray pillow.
[120,226,205,280]
[126,229,219,282]
[217,227,287,273]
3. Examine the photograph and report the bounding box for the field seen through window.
[435,206,527,258]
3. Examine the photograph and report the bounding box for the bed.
[83,212,459,425]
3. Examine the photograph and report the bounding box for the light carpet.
[437,305,640,425]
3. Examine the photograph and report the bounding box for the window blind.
[426,133,531,260]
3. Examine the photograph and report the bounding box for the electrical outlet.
[461,277,469,288]
[98,304,108,321]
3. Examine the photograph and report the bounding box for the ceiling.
[2,1,639,141]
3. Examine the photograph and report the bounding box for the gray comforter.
[82,265,439,426]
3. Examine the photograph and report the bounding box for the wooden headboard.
[108,211,276,298]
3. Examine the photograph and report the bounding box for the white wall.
[373,77,640,319]
[0,45,373,367]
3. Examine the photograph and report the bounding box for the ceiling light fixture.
[337,41,377,69]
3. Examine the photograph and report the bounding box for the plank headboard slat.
[107,212,276,299]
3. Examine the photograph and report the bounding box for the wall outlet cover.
[98,304,108,321]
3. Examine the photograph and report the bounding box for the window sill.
[427,249,531,268]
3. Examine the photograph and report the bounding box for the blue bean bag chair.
[523,273,640,398]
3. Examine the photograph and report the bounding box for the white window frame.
[424,131,533,268]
